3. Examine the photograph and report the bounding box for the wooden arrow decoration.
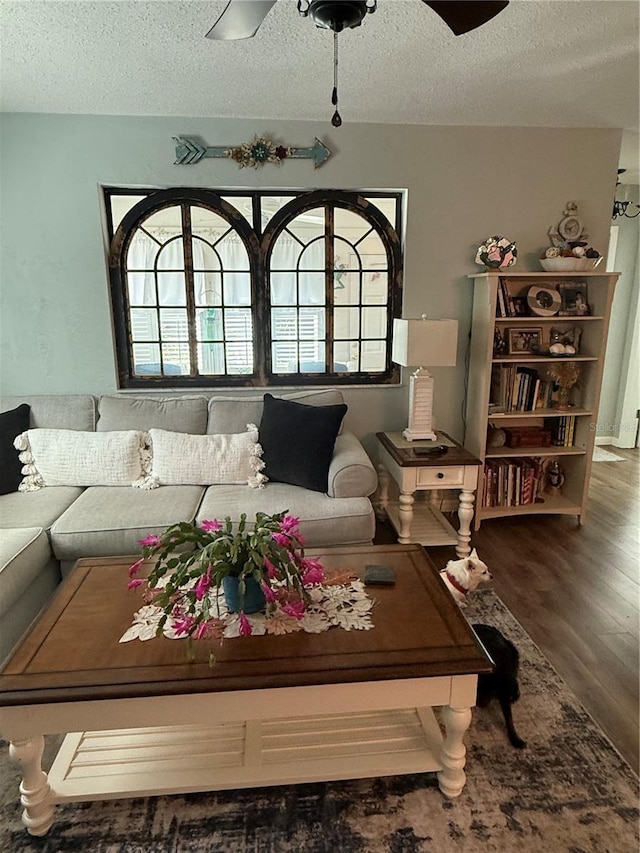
[173,135,332,169]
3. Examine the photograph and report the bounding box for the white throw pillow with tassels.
[146,424,267,488]
[13,429,153,490]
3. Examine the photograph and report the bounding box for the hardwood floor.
[374,446,639,774]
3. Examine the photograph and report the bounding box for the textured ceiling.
[1,0,638,181]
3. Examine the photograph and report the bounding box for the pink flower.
[279,515,300,535]
[239,613,253,636]
[200,519,222,532]
[264,557,279,580]
[194,568,212,601]
[128,558,144,577]
[282,599,306,620]
[172,613,196,636]
[272,532,289,547]
[127,578,145,590]
[261,582,276,602]
[139,534,161,547]
[193,621,210,640]
[301,558,325,586]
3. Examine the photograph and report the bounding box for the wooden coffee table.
[0,544,491,836]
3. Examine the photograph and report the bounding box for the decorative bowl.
[540,257,602,272]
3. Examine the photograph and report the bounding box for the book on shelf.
[490,365,554,413]
[545,416,576,447]
[481,457,545,509]
[495,278,519,318]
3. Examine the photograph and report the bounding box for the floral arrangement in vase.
[475,235,517,269]
[127,510,325,658]
[547,360,580,410]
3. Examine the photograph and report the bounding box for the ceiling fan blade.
[423,1,509,36]
[205,0,277,40]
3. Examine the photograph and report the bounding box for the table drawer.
[416,466,466,487]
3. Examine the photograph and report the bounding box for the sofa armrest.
[327,431,378,498]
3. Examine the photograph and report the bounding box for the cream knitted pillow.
[13,429,152,490]
[147,425,266,488]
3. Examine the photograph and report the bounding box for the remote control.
[413,445,448,457]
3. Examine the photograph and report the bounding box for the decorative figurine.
[545,459,565,495]
[493,328,508,356]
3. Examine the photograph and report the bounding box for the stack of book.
[481,457,545,508]
[490,365,554,412]
[545,416,576,446]
[495,279,524,317]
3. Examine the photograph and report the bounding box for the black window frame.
[105,186,403,389]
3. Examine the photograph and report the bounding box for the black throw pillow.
[0,403,30,495]
[259,394,347,493]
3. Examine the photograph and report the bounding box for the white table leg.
[437,705,472,798]
[375,464,391,521]
[397,491,415,543]
[9,736,55,836]
[455,488,476,557]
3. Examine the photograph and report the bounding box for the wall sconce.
[612,170,640,219]
[612,198,640,220]
[392,316,458,441]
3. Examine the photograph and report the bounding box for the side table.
[375,431,482,557]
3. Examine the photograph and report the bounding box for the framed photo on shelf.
[558,281,590,315]
[507,327,543,355]
[512,296,529,316]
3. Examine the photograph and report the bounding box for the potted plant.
[127,510,325,658]
[547,360,580,410]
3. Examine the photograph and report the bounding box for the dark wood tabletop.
[0,545,491,706]
[376,431,482,468]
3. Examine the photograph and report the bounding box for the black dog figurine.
[472,623,526,749]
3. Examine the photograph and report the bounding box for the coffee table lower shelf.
[49,708,445,801]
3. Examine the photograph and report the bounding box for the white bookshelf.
[465,271,618,530]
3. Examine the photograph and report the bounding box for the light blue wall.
[0,113,622,450]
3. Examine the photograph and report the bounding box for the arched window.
[106,188,402,388]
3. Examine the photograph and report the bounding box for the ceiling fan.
[206,1,510,125]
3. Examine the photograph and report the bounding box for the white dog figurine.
[439,549,492,607]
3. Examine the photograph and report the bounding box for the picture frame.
[558,281,590,316]
[507,327,543,355]
[512,296,529,316]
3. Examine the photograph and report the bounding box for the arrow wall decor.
[173,135,332,169]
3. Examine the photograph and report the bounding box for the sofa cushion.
[14,429,150,490]
[0,403,30,495]
[196,483,374,547]
[1,395,96,430]
[98,395,208,434]
[0,487,84,530]
[50,485,206,561]
[148,428,266,487]
[206,389,346,435]
[259,393,347,493]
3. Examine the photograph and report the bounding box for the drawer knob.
[437,472,445,479]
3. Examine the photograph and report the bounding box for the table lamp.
[392,316,458,441]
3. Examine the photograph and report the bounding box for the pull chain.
[331,30,342,127]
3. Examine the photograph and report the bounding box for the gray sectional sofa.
[0,390,377,662]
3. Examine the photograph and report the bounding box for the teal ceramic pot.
[222,575,266,614]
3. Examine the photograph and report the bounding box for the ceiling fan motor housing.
[302,1,376,33]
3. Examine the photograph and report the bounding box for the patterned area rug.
[1,590,638,853]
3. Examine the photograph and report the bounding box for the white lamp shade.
[392,318,458,367]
